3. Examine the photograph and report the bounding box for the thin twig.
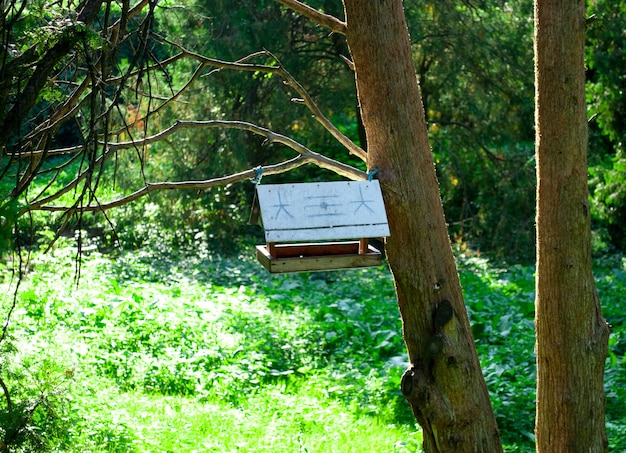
[0,377,12,414]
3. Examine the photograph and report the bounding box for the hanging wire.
[367,169,379,181]
[251,165,263,185]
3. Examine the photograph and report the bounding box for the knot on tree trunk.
[400,364,429,406]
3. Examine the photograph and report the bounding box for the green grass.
[1,242,420,452]
[94,390,421,453]
[1,238,625,452]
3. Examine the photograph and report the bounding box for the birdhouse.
[252,180,390,273]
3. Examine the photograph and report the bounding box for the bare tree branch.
[34,155,364,213]
[155,39,366,161]
[23,120,366,213]
[17,39,366,163]
[7,10,365,219]
[36,157,307,212]
[6,0,154,198]
[266,51,366,161]
[0,0,105,147]
[19,145,118,213]
[106,120,365,179]
[274,0,346,35]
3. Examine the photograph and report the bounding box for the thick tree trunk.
[534,0,610,451]
[342,1,501,451]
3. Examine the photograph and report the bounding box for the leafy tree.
[586,0,626,149]
[406,0,537,260]
[586,0,626,251]
[0,0,617,451]
[1,1,501,450]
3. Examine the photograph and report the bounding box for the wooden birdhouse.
[252,180,390,273]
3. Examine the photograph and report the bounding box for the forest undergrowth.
[1,236,625,452]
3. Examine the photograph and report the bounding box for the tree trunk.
[534,0,610,451]
[342,1,501,451]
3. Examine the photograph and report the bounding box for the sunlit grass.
[1,242,422,452]
[92,390,422,453]
[1,240,625,452]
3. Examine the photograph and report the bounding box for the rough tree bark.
[534,0,610,451]
[342,1,502,451]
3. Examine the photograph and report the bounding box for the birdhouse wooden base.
[251,181,390,273]
[256,240,383,273]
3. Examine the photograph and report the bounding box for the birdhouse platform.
[253,180,390,273]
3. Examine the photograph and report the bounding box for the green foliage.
[2,0,626,447]
[593,255,626,449]
[5,0,625,259]
[460,253,626,452]
[1,243,421,452]
[2,238,625,452]
[586,0,626,148]
[586,0,626,253]
[458,258,537,449]
[589,151,626,251]
[0,336,74,452]
[405,0,537,260]
[0,200,19,254]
